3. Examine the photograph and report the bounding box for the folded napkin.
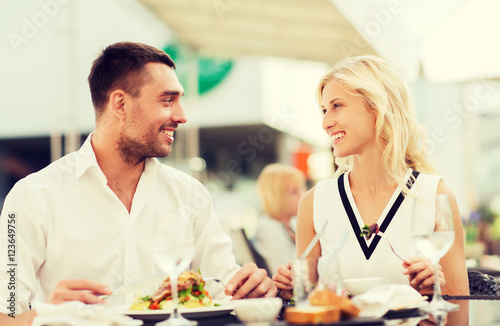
[351,284,428,318]
[31,301,143,326]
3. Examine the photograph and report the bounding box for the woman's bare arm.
[296,187,321,284]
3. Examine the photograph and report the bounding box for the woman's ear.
[109,89,127,121]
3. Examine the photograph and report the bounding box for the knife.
[323,228,348,269]
[99,273,166,299]
[299,219,329,259]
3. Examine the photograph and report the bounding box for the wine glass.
[153,219,197,326]
[412,193,459,314]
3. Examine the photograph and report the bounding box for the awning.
[137,0,377,64]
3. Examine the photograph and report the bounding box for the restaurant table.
[136,296,500,326]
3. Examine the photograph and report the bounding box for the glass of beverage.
[154,219,197,326]
[292,258,311,306]
[413,193,459,314]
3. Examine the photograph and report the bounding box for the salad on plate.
[130,270,214,311]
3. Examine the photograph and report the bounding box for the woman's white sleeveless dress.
[314,171,441,285]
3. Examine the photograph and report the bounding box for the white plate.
[390,298,429,311]
[121,301,234,321]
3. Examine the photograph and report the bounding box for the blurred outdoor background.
[1,0,500,268]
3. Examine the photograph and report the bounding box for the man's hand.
[272,262,293,300]
[225,263,277,299]
[46,279,112,305]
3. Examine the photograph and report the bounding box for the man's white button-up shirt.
[0,135,240,314]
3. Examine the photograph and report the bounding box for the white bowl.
[343,277,384,296]
[233,297,282,326]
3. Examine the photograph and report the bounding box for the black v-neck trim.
[338,170,420,260]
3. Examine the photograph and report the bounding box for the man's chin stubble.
[117,138,168,166]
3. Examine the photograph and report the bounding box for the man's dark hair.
[88,42,176,119]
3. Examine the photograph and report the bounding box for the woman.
[253,163,307,274]
[272,56,469,299]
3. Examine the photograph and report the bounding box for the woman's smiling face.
[320,80,378,158]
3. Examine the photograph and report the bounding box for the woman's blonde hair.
[316,55,435,193]
[256,163,306,218]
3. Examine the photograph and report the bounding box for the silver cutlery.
[275,220,329,298]
[98,273,166,300]
[377,231,405,262]
[323,228,348,268]
[299,219,329,259]
[204,277,227,288]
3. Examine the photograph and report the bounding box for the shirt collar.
[75,133,101,180]
[74,133,162,181]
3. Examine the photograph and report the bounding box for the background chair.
[468,270,500,296]
[228,228,271,277]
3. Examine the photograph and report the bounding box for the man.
[0,42,276,325]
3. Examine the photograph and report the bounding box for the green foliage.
[464,223,478,243]
[478,204,497,225]
[465,204,500,243]
[491,218,500,240]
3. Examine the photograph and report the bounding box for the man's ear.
[109,89,128,121]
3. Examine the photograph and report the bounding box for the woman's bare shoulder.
[436,181,456,198]
[297,187,315,219]
[299,186,316,206]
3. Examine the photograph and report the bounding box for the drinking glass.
[292,258,311,306]
[154,220,197,326]
[413,193,459,314]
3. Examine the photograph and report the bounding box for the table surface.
[135,297,500,326]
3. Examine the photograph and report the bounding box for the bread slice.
[309,289,360,318]
[309,289,342,306]
[338,297,360,319]
[285,306,341,324]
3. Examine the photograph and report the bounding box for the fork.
[204,277,227,287]
[377,231,405,262]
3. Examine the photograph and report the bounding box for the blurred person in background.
[253,163,307,274]
[0,41,275,325]
[272,55,469,299]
